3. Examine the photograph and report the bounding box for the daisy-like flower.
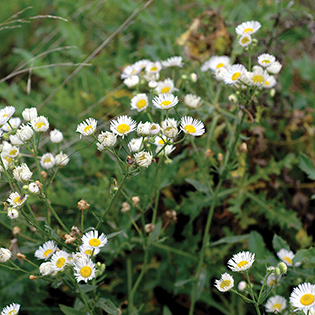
[133,59,151,71]
[145,61,162,74]
[73,257,96,283]
[277,248,301,267]
[1,303,20,315]
[154,135,170,146]
[50,129,63,143]
[82,230,108,249]
[2,117,21,131]
[97,131,117,149]
[263,75,277,89]
[137,122,152,136]
[0,106,15,127]
[265,295,287,313]
[34,240,57,260]
[266,61,282,74]
[290,283,315,312]
[180,116,205,136]
[155,78,178,94]
[130,93,149,112]
[40,153,55,170]
[55,152,69,167]
[214,272,234,292]
[22,107,37,121]
[31,116,49,132]
[258,53,276,67]
[8,209,19,219]
[76,118,97,137]
[121,64,140,79]
[223,64,246,85]
[51,250,69,271]
[110,115,136,138]
[9,135,23,146]
[79,244,100,257]
[13,163,33,182]
[152,94,179,110]
[155,145,175,157]
[0,158,9,173]
[28,182,40,194]
[162,118,178,139]
[7,192,28,208]
[215,67,229,81]
[264,273,281,287]
[227,251,255,272]
[0,248,12,262]
[1,141,19,161]
[124,75,140,88]
[161,56,183,68]
[201,56,230,72]
[235,21,261,35]
[39,262,54,276]
[149,123,160,135]
[128,137,143,153]
[249,67,268,86]
[134,151,153,168]
[239,33,252,47]
[184,94,202,109]
[16,124,34,142]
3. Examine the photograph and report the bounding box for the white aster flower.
[34,241,57,260]
[155,78,178,94]
[290,283,315,312]
[201,56,231,72]
[28,182,40,194]
[74,257,96,283]
[22,107,37,121]
[50,129,63,143]
[249,67,268,86]
[258,53,276,67]
[161,56,183,68]
[215,67,229,81]
[148,80,158,89]
[223,64,246,85]
[7,208,19,219]
[1,303,20,315]
[55,152,69,167]
[184,94,202,109]
[266,61,282,74]
[263,75,277,89]
[121,64,140,79]
[39,261,54,276]
[82,230,108,249]
[149,123,160,135]
[9,135,23,146]
[235,20,261,35]
[51,250,69,271]
[130,93,149,112]
[40,153,55,170]
[79,244,100,257]
[154,135,170,146]
[304,308,315,315]
[2,141,19,159]
[264,273,281,287]
[265,295,287,313]
[98,131,117,148]
[0,158,9,173]
[13,163,33,182]
[7,192,28,208]
[239,33,252,47]
[161,119,178,139]
[227,251,255,272]
[110,115,136,138]
[134,151,153,168]
[128,137,143,153]
[152,93,179,110]
[214,272,234,292]
[180,116,205,136]
[145,61,162,74]
[124,75,140,88]
[0,106,15,127]
[133,59,150,70]
[16,124,34,142]
[0,248,12,262]
[31,116,49,132]
[2,117,21,131]
[76,118,97,137]
[161,118,177,129]
[277,248,301,267]
[137,122,151,136]
[155,145,175,157]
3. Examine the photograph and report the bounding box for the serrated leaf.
[211,234,250,246]
[59,305,88,315]
[272,235,290,252]
[185,178,209,193]
[248,231,272,260]
[298,153,315,180]
[95,298,119,314]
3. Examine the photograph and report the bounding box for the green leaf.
[298,153,315,180]
[248,231,272,260]
[75,284,97,294]
[95,298,119,315]
[185,178,209,193]
[293,247,315,265]
[211,234,250,246]
[272,235,290,252]
[257,286,274,305]
[163,306,172,315]
[175,278,193,287]
[59,305,88,315]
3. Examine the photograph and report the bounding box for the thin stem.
[44,199,70,233]
[77,283,94,314]
[127,257,133,314]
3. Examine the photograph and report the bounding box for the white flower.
[74,257,96,283]
[214,273,234,292]
[161,118,177,129]
[76,118,97,137]
[40,153,55,169]
[215,67,229,81]
[7,208,19,219]
[0,158,9,173]
[123,75,139,88]
[148,80,158,88]
[249,67,268,86]
[155,78,177,94]
[7,192,28,208]
[152,93,179,110]
[304,308,315,315]
[277,248,300,267]
[55,152,69,167]
[223,64,246,85]
[22,107,37,121]
[2,117,21,131]
[79,244,100,257]
[263,76,277,89]
[82,230,108,249]
[184,94,202,109]
[97,131,117,150]
[154,135,170,146]
[149,123,160,135]
[0,106,15,127]
[1,142,19,165]
[34,241,57,260]
[180,116,205,136]
[134,151,153,168]
[121,64,140,79]
[264,273,281,287]
[28,182,40,194]
[0,248,11,262]
[235,21,261,35]
[238,281,247,291]
[144,72,159,82]
[39,262,54,276]
[155,145,175,157]
[16,124,34,142]
[128,137,143,152]
[133,59,150,71]
[137,122,152,136]
[265,295,287,313]
[9,135,24,146]
[290,283,315,312]
[31,116,49,132]
[258,53,276,67]
[161,119,178,139]
[51,250,69,271]
[161,56,183,68]
[50,129,63,143]
[13,163,33,182]
[227,251,255,272]
[201,56,230,72]
[239,34,252,47]
[145,61,162,74]
[130,93,149,112]
[1,303,20,315]
[110,115,136,138]
[266,61,282,74]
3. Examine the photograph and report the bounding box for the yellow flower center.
[269,280,275,286]
[232,72,241,81]
[136,99,147,109]
[150,66,158,71]
[273,303,282,311]
[220,280,231,289]
[80,266,92,278]
[265,81,270,85]
[161,86,171,93]
[35,122,46,129]
[237,260,249,268]
[262,59,271,64]
[85,249,93,256]
[131,69,137,74]
[14,196,22,204]
[8,310,17,315]
[300,294,315,306]
[252,75,264,84]
[9,149,17,156]
[284,256,292,265]
[184,125,196,134]
[158,139,166,145]
[56,257,66,268]
[241,37,250,44]
[83,125,93,133]
[89,238,101,247]
[116,124,130,134]
[5,156,13,164]
[43,249,53,257]
[216,63,224,68]
[160,100,172,107]
[44,158,51,163]
[243,28,253,33]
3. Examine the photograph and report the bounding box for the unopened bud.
[238,281,247,291]
[17,253,26,259]
[190,73,198,82]
[3,133,9,140]
[121,202,131,213]
[228,94,238,103]
[239,142,248,152]
[77,199,90,211]
[205,149,214,157]
[148,81,157,89]
[275,267,281,276]
[12,226,21,235]
[145,223,155,233]
[41,171,48,180]
[29,275,38,280]
[165,210,177,222]
[218,153,224,162]
[132,196,140,206]
[270,88,276,98]
[181,74,188,80]
[278,262,287,274]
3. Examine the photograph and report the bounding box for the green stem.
[0,156,15,191]
[127,257,133,314]
[77,283,94,314]
[44,199,70,233]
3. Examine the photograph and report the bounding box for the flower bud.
[278,262,287,275]
[275,267,281,276]
[190,73,198,82]
[238,281,247,291]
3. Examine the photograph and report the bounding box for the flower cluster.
[1,303,20,315]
